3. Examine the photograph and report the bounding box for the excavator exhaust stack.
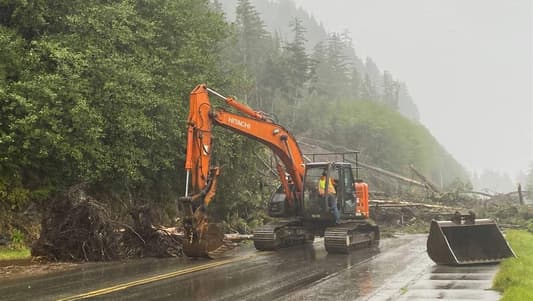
[427,213,515,265]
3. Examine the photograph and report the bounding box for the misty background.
[276,0,532,192]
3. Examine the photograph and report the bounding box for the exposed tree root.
[31,192,182,262]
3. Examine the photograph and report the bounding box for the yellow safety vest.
[318,176,336,195]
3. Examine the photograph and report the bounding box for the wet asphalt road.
[0,234,501,300]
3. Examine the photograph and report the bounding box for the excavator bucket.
[182,222,225,258]
[427,214,515,265]
[179,196,225,258]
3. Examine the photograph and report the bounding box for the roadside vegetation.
[0,247,30,261]
[0,229,30,261]
[493,229,533,300]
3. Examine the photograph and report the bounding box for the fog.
[292,0,532,180]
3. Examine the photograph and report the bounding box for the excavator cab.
[302,162,363,223]
[302,163,337,222]
[299,161,379,252]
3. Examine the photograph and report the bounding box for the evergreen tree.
[234,0,270,105]
[326,33,350,83]
[360,73,377,101]
[255,30,287,114]
[397,83,420,121]
[309,41,327,96]
[348,68,362,100]
[283,17,310,124]
[308,33,351,100]
[381,71,399,109]
[364,57,382,92]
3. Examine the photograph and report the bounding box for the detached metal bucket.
[427,215,515,265]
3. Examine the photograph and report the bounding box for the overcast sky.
[292,0,532,178]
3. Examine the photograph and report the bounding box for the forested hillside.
[217,0,420,122]
[0,0,468,234]
[214,0,467,186]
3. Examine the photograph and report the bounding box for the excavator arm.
[211,108,305,202]
[179,84,305,257]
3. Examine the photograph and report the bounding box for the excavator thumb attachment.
[179,197,225,258]
[427,214,515,265]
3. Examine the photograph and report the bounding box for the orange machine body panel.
[185,85,214,195]
[184,84,305,206]
[355,182,369,218]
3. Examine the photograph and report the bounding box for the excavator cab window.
[303,166,326,212]
[303,164,341,217]
[340,166,357,215]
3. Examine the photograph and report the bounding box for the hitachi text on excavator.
[178,84,379,258]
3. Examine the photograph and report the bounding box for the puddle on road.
[397,263,501,301]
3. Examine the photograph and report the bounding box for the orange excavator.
[178,84,379,258]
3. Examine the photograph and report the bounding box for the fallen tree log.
[371,199,461,211]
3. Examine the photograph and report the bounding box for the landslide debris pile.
[32,191,182,262]
[370,199,460,226]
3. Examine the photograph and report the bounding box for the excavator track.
[253,219,309,251]
[324,222,379,254]
[253,223,282,251]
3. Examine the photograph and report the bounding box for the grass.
[0,246,31,261]
[493,230,533,301]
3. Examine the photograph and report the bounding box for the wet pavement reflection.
[0,234,502,300]
[394,264,501,300]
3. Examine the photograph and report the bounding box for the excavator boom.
[180,84,306,258]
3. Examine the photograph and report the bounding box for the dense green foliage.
[493,230,533,300]
[0,0,264,227]
[0,0,469,233]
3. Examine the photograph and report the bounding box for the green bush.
[10,229,25,249]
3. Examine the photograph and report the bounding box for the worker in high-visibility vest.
[318,170,340,223]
